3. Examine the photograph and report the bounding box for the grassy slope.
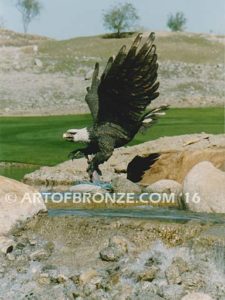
[0,108,224,166]
[38,33,225,74]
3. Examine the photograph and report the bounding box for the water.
[48,207,225,224]
[0,165,39,181]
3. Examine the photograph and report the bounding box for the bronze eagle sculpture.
[63,33,167,181]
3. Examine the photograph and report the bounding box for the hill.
[0,29,224,116]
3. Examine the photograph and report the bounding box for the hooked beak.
[63,130,76,141]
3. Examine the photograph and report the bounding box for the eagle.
[63,33,167,181]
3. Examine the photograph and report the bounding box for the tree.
[103,2,139,38]
[16,0,42,33]
[167,11,187,32]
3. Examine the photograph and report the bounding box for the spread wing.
[85,33,159,130]
[98,33,159,131]
[85,65,100,121]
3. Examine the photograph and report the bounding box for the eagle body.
[63,33,168,180]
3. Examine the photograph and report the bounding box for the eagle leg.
[87,137,115,182]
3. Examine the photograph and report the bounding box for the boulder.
[0,176,46,235]
[182,161,225,213]
[181,292,213,300]
[145,179,182,203]
[112,176,142,193]
[145,179,181,194]
[141,148,225,185]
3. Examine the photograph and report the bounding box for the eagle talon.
[87,164,102,181]
[68,150,84,160]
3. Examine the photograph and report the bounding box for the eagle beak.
[63,131,76,141]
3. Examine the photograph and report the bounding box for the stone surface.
[112,176,142,193]
[0,236,15,254]
[141,147,225,185]
[137,266,159,282]
[165,264,182,285]
[99,245,123,262]
[182,161,225,213]
[146,179,182,194]
[0,215,224,299]
[109,235,130,253]
[181,292,213,300]
[23,134,225,191]
[79,269,98,285]
[0,176,46,235]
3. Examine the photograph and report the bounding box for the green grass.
[0,108,224,166]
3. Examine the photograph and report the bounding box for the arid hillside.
[0,29,224,116]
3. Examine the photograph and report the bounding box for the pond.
[0,164,40,181]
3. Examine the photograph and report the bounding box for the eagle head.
[63,128,90,143]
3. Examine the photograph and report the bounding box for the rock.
[0,176,46,236]
[0,236,15,254]
[165,256,189,285]
[112,284,133,300]
[141,147,225,185]
[109,235,130,253]
[37,273,51,285]
[145,251,164,267]
[6,253,15,261]
[56,274,68,283]
[182,161,225,213]
[99,245,123,262]
[79,269,98,285]
[34,58,43,68]
[112,176,142,193]
[172,257,189,274]
[83,282,96,296]
[146,179,182,195]
[137,266,159,282]
[162,284,185,300]
[100,235,130,262]
[28,238,37,246]
[165,264,182,285]
[30,249,50,261]
[69,184,105,193]
[181,272,204,290]
[181,292,213,300]
[134,292,164,300]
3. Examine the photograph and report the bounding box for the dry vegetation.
[0,29,224,115]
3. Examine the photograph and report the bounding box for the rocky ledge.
[23,133,225,191]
